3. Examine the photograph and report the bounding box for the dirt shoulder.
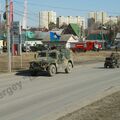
[57,91,120,120]
[0,51,112,72]
[73,51,112,65]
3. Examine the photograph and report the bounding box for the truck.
[104,52,120,68]
[71,41,102,52]
[29,48,74,76]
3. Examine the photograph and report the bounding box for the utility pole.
[101,12,104,49]
[6,0,11,72]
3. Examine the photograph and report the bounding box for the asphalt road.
[0,62,120,120]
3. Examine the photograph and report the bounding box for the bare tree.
[60,22,68,29]
[0,22,6,34]
[48,22,56,30]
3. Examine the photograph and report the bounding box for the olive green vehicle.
[104,52,120,68]
[29,49,74,76]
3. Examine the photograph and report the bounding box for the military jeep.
[104,52,120,68]
[29,49,74,76]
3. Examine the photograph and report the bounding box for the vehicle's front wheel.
[104,64,107,68]
[65,62,72,73]
[117,65,119,68]
[48,64,56,76]
[110,64,116,68]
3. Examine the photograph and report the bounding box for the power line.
[1,0,120,28]
[1,0,120,15]
[13,0,120,15]
[14,11,56,27]
[14,11,38,23]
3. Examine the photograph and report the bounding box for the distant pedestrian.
[94,42,99,52]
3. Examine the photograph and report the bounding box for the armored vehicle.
[104,52,120,68]
[29,49,74,76]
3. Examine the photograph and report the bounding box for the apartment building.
[88,11,120,28]
[39,11,56,29]
[107,16,118,24]
[57,16,86,29]
[88,11,108,24]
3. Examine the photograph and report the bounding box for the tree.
[0,22,6,34]
[3,12,6,20]
[116,21,120,32]
[48,22,56,30]
[60,22,68,29]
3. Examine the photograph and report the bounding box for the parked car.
[22,45,31,52]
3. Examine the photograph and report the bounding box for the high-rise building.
[107,16,118,24]
[57,16,86,29]
[88,12,120,28]
[88,11,108,24]
[57,16,68,27]
[48,11,56,25]
[39,11,56,29]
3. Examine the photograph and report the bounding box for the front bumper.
[29,62,48,72]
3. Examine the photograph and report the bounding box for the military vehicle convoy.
[104,52,120,68]
[29,48,74,76]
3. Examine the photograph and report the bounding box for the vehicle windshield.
[38,52,46,57]
[48,52,57,59]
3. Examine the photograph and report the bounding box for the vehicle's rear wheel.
[48,64,56,76]
[117,65,119,68]
[117,64,120,68]
[109,65,113,68]
[110,64,115,68]
[65,62,72,73]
